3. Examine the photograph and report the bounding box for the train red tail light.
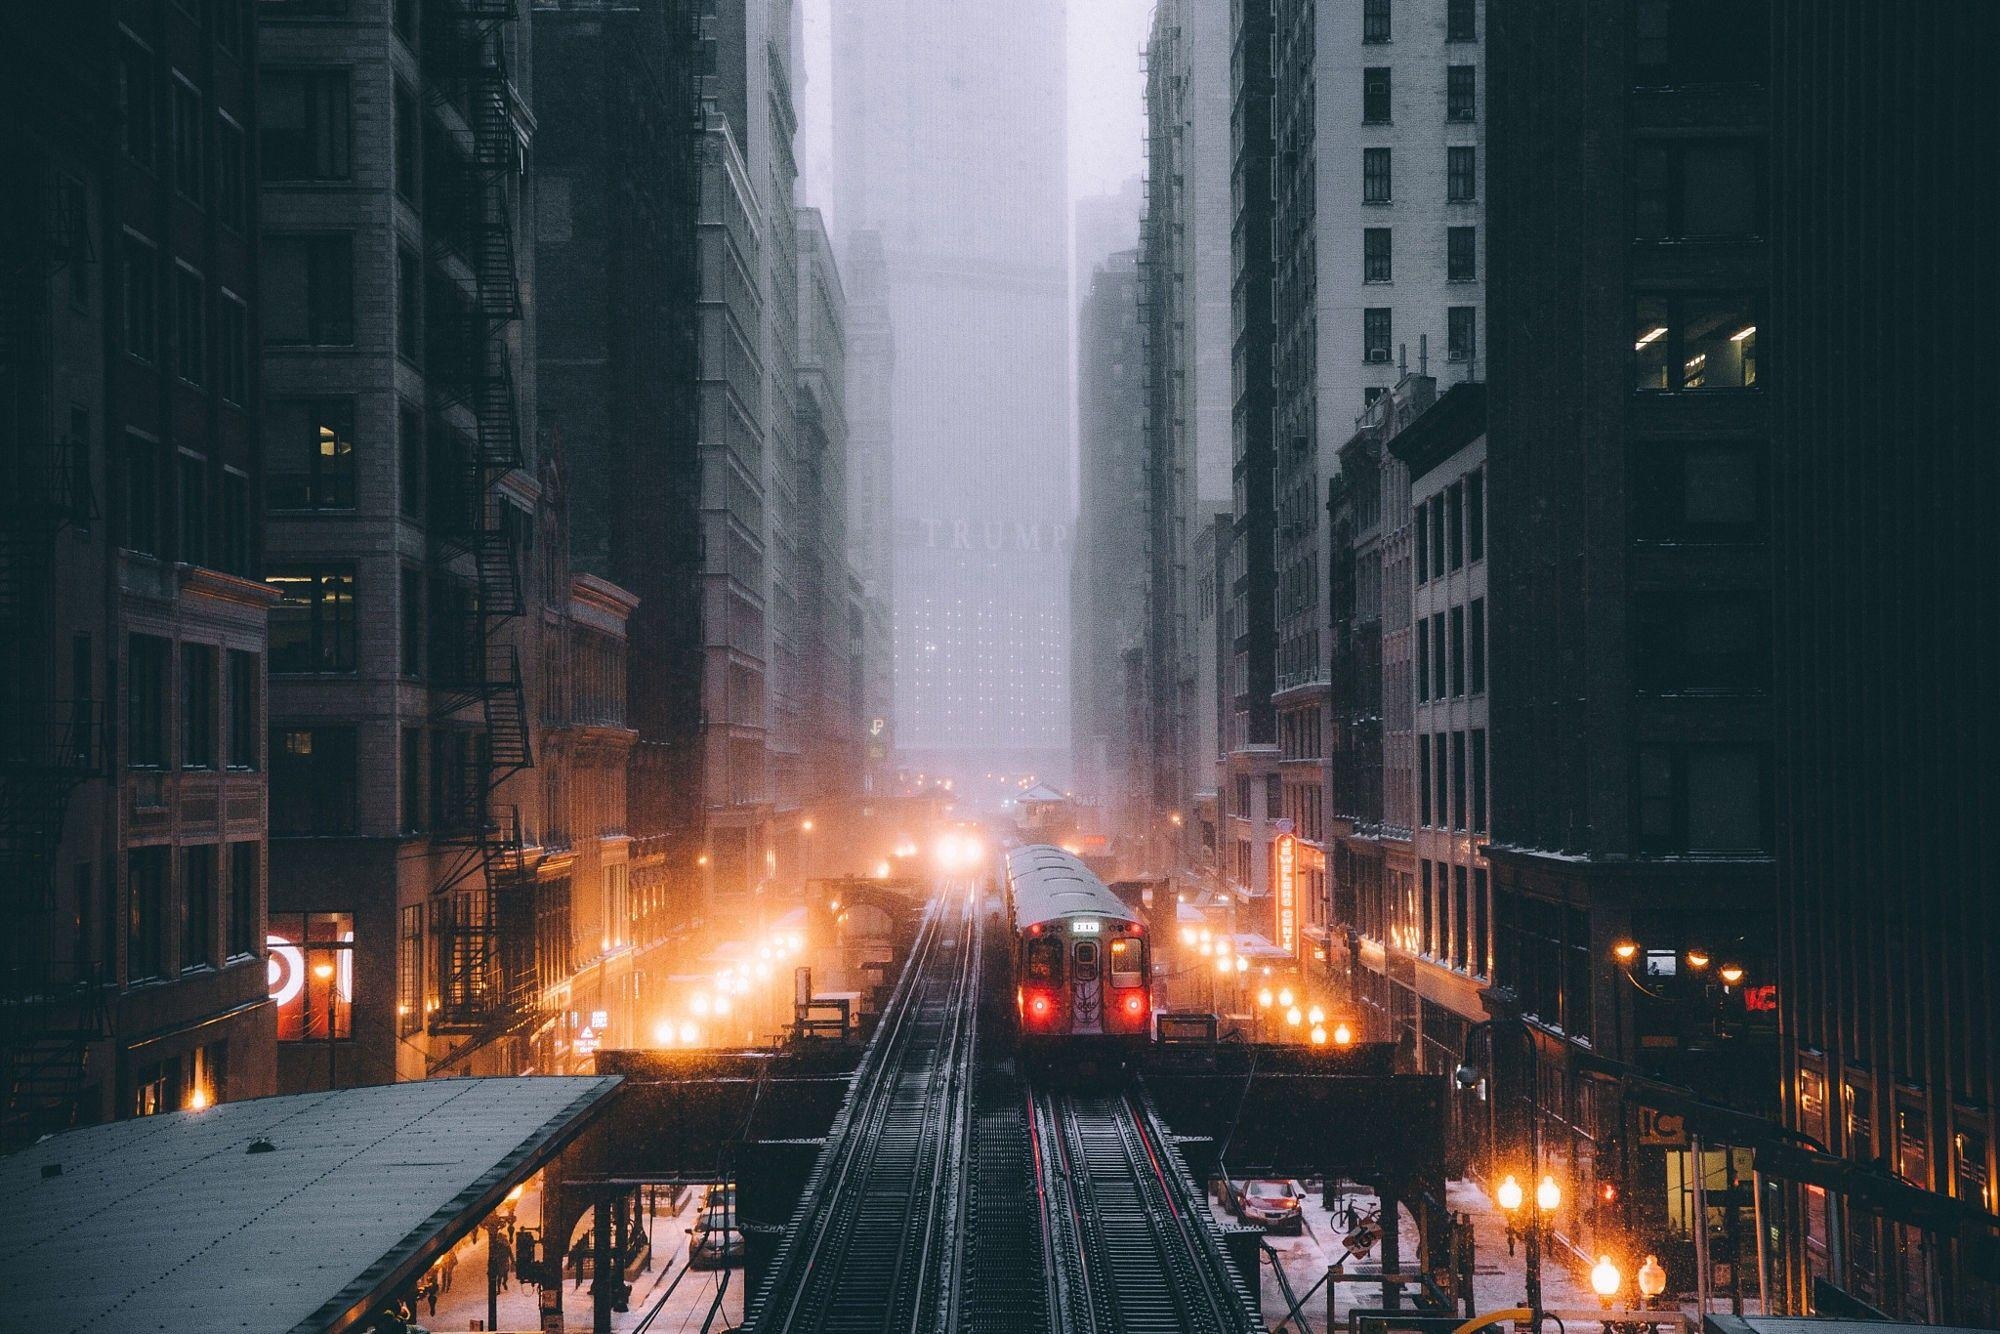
[1124,993,1146,1016]
[1027,992,1053,1022]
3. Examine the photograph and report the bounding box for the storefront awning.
[0,1075,620,1333]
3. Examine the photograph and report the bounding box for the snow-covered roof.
[0,1075,620,1333]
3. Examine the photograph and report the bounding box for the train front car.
[1005,845,1152,1075]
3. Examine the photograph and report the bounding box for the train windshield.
[1108,937,1144,988]
[1073,940,1100,980]
[1026,937,1064,983]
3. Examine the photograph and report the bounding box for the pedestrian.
[440,1246,457,1295]
[416,1270,439,1317]
[515,1227,538,1280]
[494,1234,513,1292]
[571,1233,590,1290]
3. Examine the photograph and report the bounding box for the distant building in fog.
[1070,251,1148,840]
[830,0,1072,777]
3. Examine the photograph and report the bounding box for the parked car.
[703,1184,737,1215]
[1235,1178,1307,1234]
[687,1210,744,1269]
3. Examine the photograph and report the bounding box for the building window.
[270,727,358,835]
[261,234,353,345]
[227,649,260,769]
[1638,745,1767,854]
[1467,469,1485,559]
[1447,482,1464,570]
[1363,67,1392,123]
[182,844,217,970]
[269,566,357,673]
[1447,65,1476,121]
[394,81,420,201]
[1431,612,1447,699]
[1418,734,1431,825]
[1449,606,1465,696]
[217,115,249,233]
[1363,147,1392,203]
[1447,0,1475,41]
[1429,495,1446,575]
[125,434,161,556]
[124,238,159,362]
[260,68,351,180]
[1364,227,1392,283]
[181,644,216,769]
[228,842,259,959]
[400,566,424,677]
[1471,729,1488,833]
[1469,598,1486,693]
[1416,612,1430,701]
[397,247,422,363]
[174,266,205,386]
[1447,226,1476,281]
[270,911,354,1040]
[1633,295,1757,391]
[1633,592,1767,694]
[177,451,208,565]
[218,292,249,405]
[1633,140,1763,240]
[1634,0,1769,88]
[1447,146,1477,201]
[1363,0,1391,43]
[1364,307,1391,362]
[1450,732,1467,829]
[220,470,250,575]
[171,77,204,200]
[128,846,169,981]
[400,406,426,520]
[1447,306,1477,363]
[266,398,356,510]
[128,634,169,768]
[1415,503,1428,583]
[401,727,424,832]
[121,45,158,166]
[1420,861,1435,956]
[1437,734,1453,830]
[1634,443,1762,541]
[398,905,423,1037]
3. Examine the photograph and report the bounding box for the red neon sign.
[1274,833,1298,953]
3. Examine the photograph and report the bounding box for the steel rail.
[747,885,980,1334]
[1031,1084,1262,1334]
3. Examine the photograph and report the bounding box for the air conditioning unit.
[1365,349,1391,363]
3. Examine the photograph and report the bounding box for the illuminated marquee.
[1274,833,1298,953]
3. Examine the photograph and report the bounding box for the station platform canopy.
[0,1075,620,1333]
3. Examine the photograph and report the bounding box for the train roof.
[1006,845,1140,929]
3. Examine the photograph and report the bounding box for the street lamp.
[1719,963,1745,986]
[1333,1022,1354,1046]
[1537,1173,1562,1212]
[1612,940,1639,965]
[1637,1254,1667,1308]
[1310,1024,1327,1045]
[1497,1173,1524,1212]
[1591,1255,1623,1305]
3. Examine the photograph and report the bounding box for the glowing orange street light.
[1591,1255,1623,1304]
[1719,963,1746,986]
[1612,940,1639,964]
[1333,1022,1354,1046]
[1496,1174,1525,1213]
[1536,1174,1562,1212]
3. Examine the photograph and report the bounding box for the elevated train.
[1003,844,1153,1060]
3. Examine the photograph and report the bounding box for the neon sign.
[1274,833,1298,953]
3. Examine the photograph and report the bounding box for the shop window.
[270,911,354,1040]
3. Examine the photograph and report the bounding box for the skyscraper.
[830,0,1072,776]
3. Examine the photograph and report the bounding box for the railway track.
[747,887,981,1334]
[1030,1085,1262,1334]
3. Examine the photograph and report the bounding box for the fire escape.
[421,0,536,1061]
[0,152,103,1145]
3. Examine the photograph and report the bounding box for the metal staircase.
[420,0,536,1049]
